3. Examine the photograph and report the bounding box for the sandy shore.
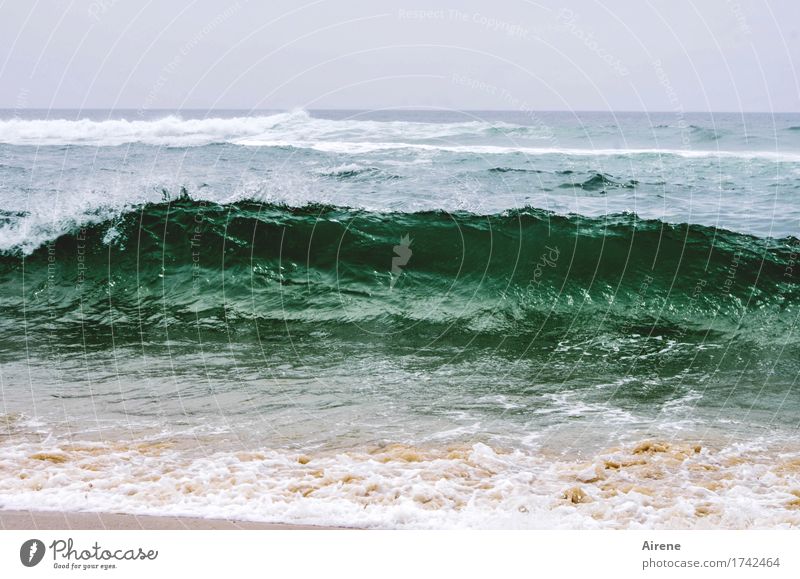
[0,509,344,530]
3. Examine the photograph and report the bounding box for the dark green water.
[2,199,798,431]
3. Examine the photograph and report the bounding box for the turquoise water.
[0,110,798,528]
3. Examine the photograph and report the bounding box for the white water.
[1,434,798,529]
[1,110,797,164]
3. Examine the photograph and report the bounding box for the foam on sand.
[1,436,798,529]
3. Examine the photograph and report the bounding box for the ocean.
[0,109,798,528]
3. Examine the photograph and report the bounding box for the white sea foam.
[1,437,798,529]
[0,187,153,255]
[235,138,800,162]
[0,110,536,147]
[319,163,365,175]
[0,111,302,147]
[2,111,797,162]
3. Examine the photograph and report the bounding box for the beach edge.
[0,509,350,530]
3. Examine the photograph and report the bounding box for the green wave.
[1,199,797,349]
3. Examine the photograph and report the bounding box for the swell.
[0,199,796,348]
[558,172,638,191]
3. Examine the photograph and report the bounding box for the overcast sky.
[1,0,798,112]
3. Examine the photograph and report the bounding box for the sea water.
[0,109,798,528]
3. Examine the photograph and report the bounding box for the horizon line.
[0,107,798,115]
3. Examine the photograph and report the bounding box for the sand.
[0,509,344,530]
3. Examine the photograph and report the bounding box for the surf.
[1,199,796,349]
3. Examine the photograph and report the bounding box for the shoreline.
[2,437,799,529]
[0,509,346,530]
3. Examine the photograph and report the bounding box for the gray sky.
[1,0,798,112]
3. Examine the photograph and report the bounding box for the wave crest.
[2,199,796,346]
